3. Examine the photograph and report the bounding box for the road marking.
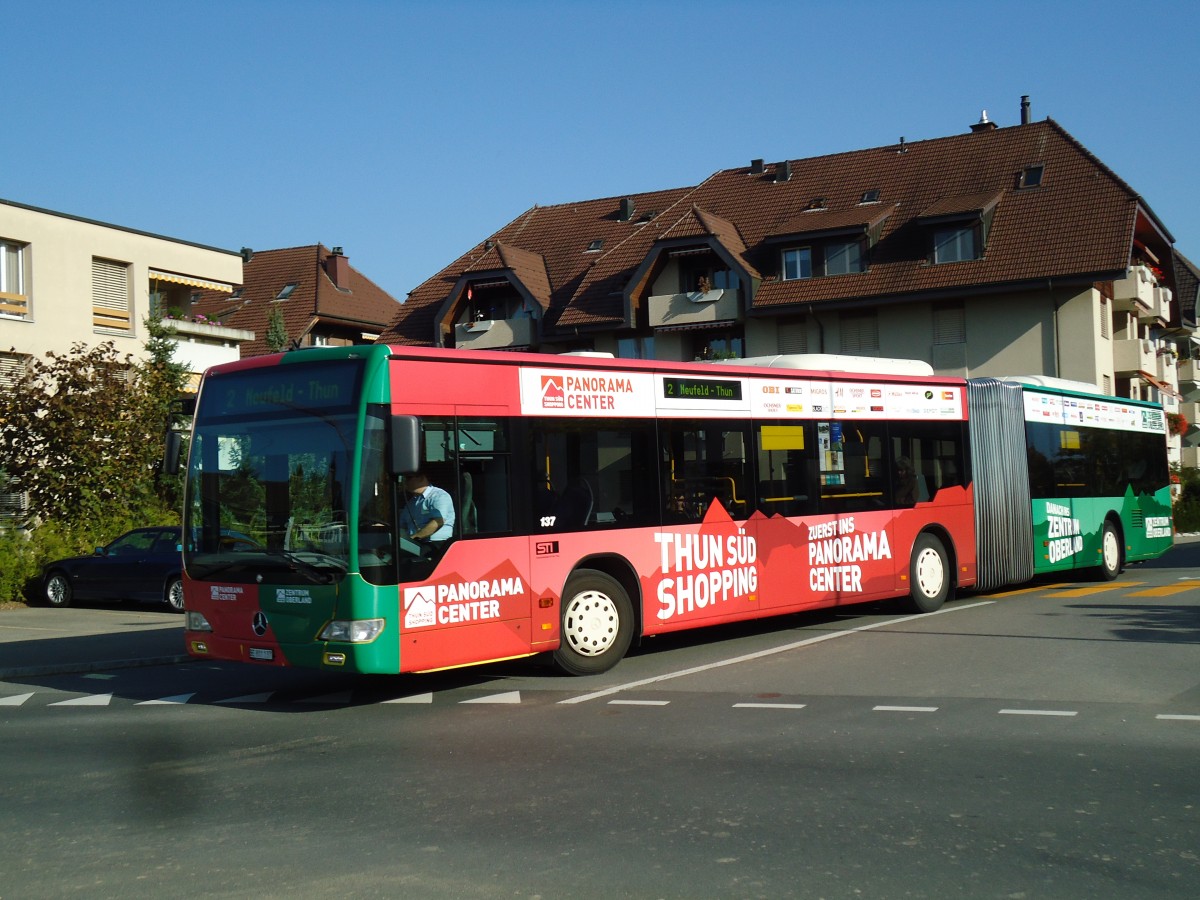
[558,601,994,704]
[383,692,433,704]
[1156,714,1200,722]
[0,692,34,706]
[1050,584,1139,598]
[136,693,195,705]
[49,693,113,707]
[609,699,670,706]
[460,691,522,704]
[998,708,1077,717]
[1129,582,1200,597]
[874,705,939,713]
[733,702,807,710]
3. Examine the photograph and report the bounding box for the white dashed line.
[460,691,522,704]
[609,699,670,706]
[559,601,995,705]
[998,708,1078,717]
[136,693,195,705]
[874,705,939,713]
[733,702,807,710]
[48,693,112,707]
[1156,714,1200,721]
[0,692,34,706]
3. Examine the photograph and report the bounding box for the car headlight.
[318,618,385,643]
[186,611,213,632]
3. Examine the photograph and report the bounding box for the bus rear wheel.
[1095,521,1122,582]
[554,569,634,676]
[908,533,949,613]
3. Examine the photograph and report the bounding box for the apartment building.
[378,101,1194,464]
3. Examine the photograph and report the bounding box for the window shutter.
[933,303,966,344]
[777,320,808,354]
[839,311,879,354]
[1100,297,1110,339]
[92,258,131,330]
[0,352,26,390]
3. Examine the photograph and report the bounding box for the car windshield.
[183,362,366,584]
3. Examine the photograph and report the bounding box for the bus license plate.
[249,648,274,661]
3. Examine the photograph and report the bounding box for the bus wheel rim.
[915,547,944,598]
[563,590,619,657]
[1103,530,1119,570]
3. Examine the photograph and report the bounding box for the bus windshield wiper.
[265,549,347,583]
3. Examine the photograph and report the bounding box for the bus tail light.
[187,611,213,632]
[319,619,385,643]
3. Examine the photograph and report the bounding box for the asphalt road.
[2,544,1198,899]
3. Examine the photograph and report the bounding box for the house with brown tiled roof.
[190,245,401,358]
[378,104,1195,461]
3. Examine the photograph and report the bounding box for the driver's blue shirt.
[403,484,455,542]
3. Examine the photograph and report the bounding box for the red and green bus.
[181,345,1172,675]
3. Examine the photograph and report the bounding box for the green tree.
[0,319,188,530]
[266,305,289,352]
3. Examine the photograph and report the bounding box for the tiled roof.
[378,119,1163,342]
[191,245,401,357]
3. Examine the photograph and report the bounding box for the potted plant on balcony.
[1167,412,1189,436]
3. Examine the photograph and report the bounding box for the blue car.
[41,526,189,612]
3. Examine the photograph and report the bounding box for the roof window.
[1018,165,1044,189]
[859,189,881,204]
[586,239,603,252]
[276,282,297,300]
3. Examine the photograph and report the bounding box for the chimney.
[618,197,635,222]
[970,109,997,132]
[326,247,350,289]
[750,158,765,175]
[775,160,791,183]
[1020,95,1031,125]
[240,247,254,263]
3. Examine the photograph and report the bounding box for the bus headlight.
[186,611,213,632]
[319,618,385,643]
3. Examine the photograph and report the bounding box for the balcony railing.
[453,316,535,350]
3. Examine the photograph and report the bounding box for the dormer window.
[933,226,978,264]
[783,247,812,280]
[1018,165,1044,189]
[825,240,864,275]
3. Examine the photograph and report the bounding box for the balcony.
[163,317,255,382]
[648,288,741,330]
[453,316,535,351]
[1112,337,1155,375]
[1112,265,1156,313]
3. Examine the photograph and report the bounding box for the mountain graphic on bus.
[541,375,565,409]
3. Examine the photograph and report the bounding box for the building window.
[92,257,132,332]
[679,256,739,293]
[1018,165,1044,189]
[933,302,966,344]
[0,239,30,319]
[825,240,864,276]
[839,311,879,354]
[782,247,812,280]
[777,319,808,354]
[691,330,744,361]
[616,335,655,360]
[933,226,978,264]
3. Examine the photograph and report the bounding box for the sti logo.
[541,375,565,409]
[535,540,560,556]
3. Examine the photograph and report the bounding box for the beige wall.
[0,202,242,362]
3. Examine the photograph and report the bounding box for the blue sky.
[10,1,1199,300]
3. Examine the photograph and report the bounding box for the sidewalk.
[0,605,187,679]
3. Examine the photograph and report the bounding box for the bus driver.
[402,472,456,554]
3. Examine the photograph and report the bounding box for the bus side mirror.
[163,431,183,474]
[390,415,420,475]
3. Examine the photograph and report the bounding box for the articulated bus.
[181,345,1172,675]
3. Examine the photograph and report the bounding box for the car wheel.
[45,572,73,608]
[165,576,185,613]
[553,569,634,676]
[907,533,950,613]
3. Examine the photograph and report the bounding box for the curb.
[0,654,191,680]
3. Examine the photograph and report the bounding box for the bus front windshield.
[184,363,369,585]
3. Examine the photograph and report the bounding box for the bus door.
[812,420,896,602]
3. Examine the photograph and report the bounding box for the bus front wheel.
[908,534,950,613]
[1095,521,1122,582]
[554,569,634,676]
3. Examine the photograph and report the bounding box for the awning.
[148,269,233,293]
[655,319,738,333]
[1138,370,1182,399]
